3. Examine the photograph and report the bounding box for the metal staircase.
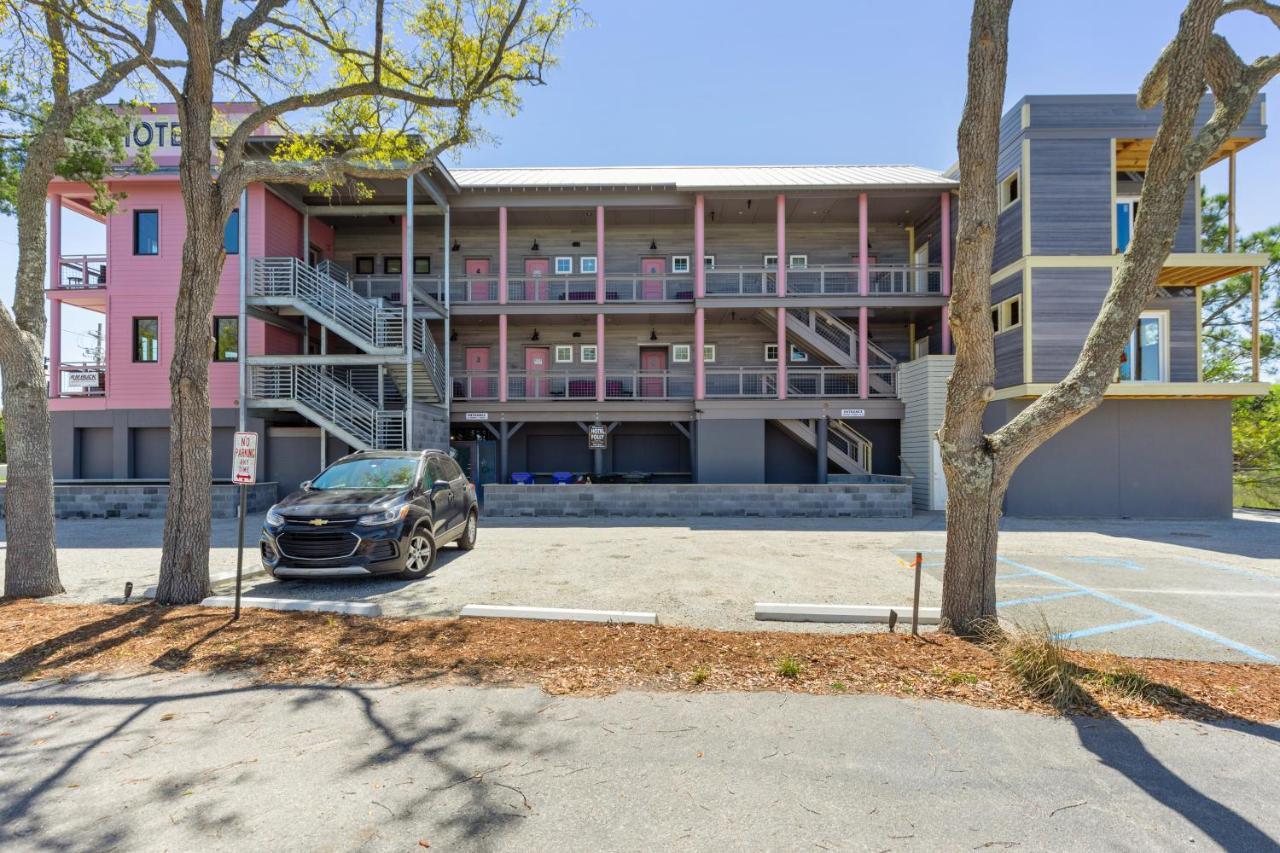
[250,363,406,450]
[249,257,404,354]
[756,307,897,396]
[776,418,874,474]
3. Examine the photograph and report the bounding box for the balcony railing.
[452,370,695,401]
[508,276,599,303]
[784,367,860,397]
[704,367,778,398]
[53,255,108,290]
[447,272,697,304]
[347,274,444,303]
[705,264,943,296]
[52,362,106,397]
[603,274,695,302]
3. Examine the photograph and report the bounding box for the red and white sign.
[232,431,259,485]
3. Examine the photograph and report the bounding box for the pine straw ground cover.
[1,599,1278,722]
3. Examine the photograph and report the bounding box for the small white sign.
[232,431,258,485]
[66,371,101,388]
[840,408,866,418]
[465,412,490,421]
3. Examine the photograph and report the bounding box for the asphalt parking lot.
[4,510,1278,663]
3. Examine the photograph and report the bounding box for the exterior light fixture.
[649,239,657,251]
[531,239,540,251]
[649,328,658,341]
[451,241,460,252]
[449,329,458,342]
[531,329,540,341]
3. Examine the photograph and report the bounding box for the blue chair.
[510,472,534,485]
[551,471,573,485]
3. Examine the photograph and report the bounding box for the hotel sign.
[66,371,101,389]
[587,424,608,450]
[125,118,182,151]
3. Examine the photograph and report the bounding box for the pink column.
[694,194,706,399]
[596,205,605,304]
[776,195,787,399]
[498,206,508,306]
[858,307,869,400]
[858,192,869,296]
[49,299,62,398]
[498,314,508,403]
[941,191,952,354]
[596,314,605,402]
[48,195,62,398]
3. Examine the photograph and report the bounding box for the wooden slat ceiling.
[1115,136,1259,170]
[1157,262,1258,286]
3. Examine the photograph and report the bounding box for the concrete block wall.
[483,482,912,518]
[0,482,278,520]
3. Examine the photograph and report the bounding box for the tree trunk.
[939,460,1005,634]
[1,128,65,598]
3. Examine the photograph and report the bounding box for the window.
[1119,311,1167,382]
[671,255,690,274]
[224,209,239,255]
[704,255,716,270]
[413,256,431,275]
[440,456,464,481]
[384,256,402,275]
[133,210,159,255]
[580,344,598,363]
[1002,295,1022,330]
[790,345,808,362]
[425,457,446,485]
[354,256,375,275]
[764,343,779,362]
[554,256,573,274]
[554,345,574,363]
[763,254,778,268]
[212,317,239,362]
[999,172,1020,209]
[703,344,716,363]
[314,456,419,490]
[990,306,1001,332]
[133,317,159,362]
[1116,197,1140,253]
[580,256,598,274]
[788,254,808,269]
[672,344,692,363]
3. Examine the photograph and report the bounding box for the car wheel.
[397,527,437,580]
[456,509,478,551]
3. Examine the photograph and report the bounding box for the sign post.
[231,431,259,621]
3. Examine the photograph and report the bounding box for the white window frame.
[579,256,598,274]
[554,256,573,275]
[1000,294,1022,332]
[671,255,690,274]
[790,345,808,362]
[763,254,778,268]
[671,343,692,363]
[554,344,574,363]
[764,343,779,362]
[788,254,808,269]
[579,344,598,363]
[702,344,716,363]
[703,255,716,270]
[1118,310,1169,383]
[999,171,1020,211]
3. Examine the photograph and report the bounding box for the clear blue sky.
[4,0,1278,356]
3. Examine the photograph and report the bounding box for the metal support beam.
[404,176,415,447]
[443,204,452,408]
[1252,265,1261,382]
[815,417,829,484]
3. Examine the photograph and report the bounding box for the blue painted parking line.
[1066,556,1144,572]
[1172,555,1280,587]
[998,590,1088,608]
[996,556,1277,663]
[1055,616,1161,641]
[996,570,1037,580]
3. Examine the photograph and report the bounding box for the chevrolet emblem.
[308,518,329,527]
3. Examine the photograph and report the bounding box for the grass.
[775,655,803,680]
[690,665,709,685]
[1234,471,1280,510]
[944,671,980,686]
[985,617,1084,711]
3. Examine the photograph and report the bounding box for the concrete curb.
[755,603,942,625]
[460,604,658,625]
[199,596,383,617]
[143,568,268,600]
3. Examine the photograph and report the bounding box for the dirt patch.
[1,599,1277,722]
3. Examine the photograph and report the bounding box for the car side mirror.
[301,480,312,491]
[431,479,450,493]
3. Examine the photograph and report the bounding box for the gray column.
[815,417,829,484]
[403,175,415,447]
[442,203,452,407]
[499,425,509,485]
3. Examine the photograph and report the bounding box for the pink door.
[525,258,550,301]
[640,257,665,300]
[640,348,667,398]
[466,258,491,301]
[465,347,490,398]
[526,346,551,398]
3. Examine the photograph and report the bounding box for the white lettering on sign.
[232,431,259,485]
[840,408,866,418]
[464,412,490,421]
[66,371,101,388]
[587,424,607,450]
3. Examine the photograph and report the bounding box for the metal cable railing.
[249,364,404,450]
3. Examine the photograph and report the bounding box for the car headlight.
[265,506,285,527]
[358,505,410,527]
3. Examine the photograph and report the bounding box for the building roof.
[446,164,956,192]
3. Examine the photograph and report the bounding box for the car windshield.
[310,458,418,491]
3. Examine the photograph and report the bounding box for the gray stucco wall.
[984,398,1232,518]
[696,419,765,483]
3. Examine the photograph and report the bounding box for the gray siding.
[697,419,765,483]
[991,272,1023,303]
[1030,267,1112,383]
[1029,138,1112,255]
[1159,292,1200,382]
[994,331,1023,389]
[1174,181,1199,253]
[992,139,1023,271]
[1022,94,1264,137]
[897,356,953,510]
[989,398,1232,518]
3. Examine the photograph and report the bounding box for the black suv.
[260,450,478,580]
